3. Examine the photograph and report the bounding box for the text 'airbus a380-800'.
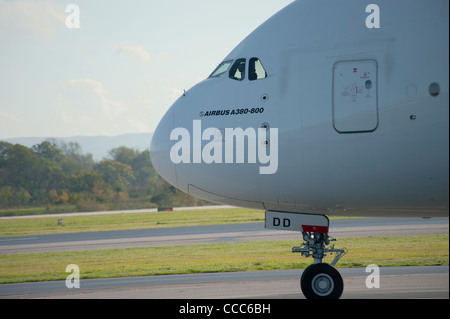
[150,0,448,299]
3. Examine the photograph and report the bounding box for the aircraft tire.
[300,263,344,299]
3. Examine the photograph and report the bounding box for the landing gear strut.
[293,232,346,299]
[265,211,347,299]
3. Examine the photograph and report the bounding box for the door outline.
[332,59,379,134]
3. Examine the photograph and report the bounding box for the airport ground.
[0,206,448,300]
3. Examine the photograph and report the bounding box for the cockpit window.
[229,58,246,81]
[209,60,233,78]
[211,58,267,81]
[249,57,267,81]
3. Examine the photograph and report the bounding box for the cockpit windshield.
[249,58,267,81]
[209,60,233,78]
[229,59,246,81]
[208,57,268,81]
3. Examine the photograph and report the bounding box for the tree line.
[0,140,207,212]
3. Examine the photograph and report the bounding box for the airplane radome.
[150,0,449,299]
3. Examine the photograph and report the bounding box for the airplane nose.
[149,104,177,188]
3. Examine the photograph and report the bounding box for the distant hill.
[3,133,153,161]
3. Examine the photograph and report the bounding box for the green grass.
[0,208,265,237]
[0,207,48,217]
[0,234,447,283]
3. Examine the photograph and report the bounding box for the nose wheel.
[300,263,344,299]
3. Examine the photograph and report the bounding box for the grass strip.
[0,208,265,237]
[0,234,447,283]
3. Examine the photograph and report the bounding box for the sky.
[0,0,293,139]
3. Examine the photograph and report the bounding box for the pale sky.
[0,0,293,139]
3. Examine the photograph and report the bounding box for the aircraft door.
[332,60,378,133]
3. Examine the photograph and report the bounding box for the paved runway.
[0,266,448,299]
[0,217,448,254]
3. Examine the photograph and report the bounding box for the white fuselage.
[150,0,449,217]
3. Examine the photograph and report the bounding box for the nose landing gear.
[265,211,347,299]
[293,232,347,299]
